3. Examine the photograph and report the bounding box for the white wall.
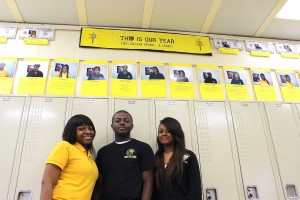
[1,24,300,101]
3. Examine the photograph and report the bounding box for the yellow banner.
[111,79,137,97]
[199,83,224,100]
[250,51,270,57]
[280,86,300,102]
[140,61,164,66]
[170,82,195,99]
[80,80,108,96]
[47,77,76,95]
[17,77,46,95]
[223,66,244,70]
[0,37,8,44]
[24,39,49,45]
[219,48,240,55]
[250,68,270,72]
[84,60,108,65]
[80,28,212,55]
[226,85,251,100]
[197,65,218,70]
[281,53,300,59]
[276,69,295,73]
[141,80,166,98]
[253,85,277,101]
[0,77,14,94]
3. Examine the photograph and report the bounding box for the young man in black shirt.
[26,64,43,77]
[117,65,133,79]
[93,110,155,200]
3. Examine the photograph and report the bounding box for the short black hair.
[94,66,100,71]
[62,114,96,156]
[112,110,133,122]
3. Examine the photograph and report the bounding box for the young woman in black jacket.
[153,117,202,200]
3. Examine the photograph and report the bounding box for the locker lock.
[206,189,217,200]
[246,186,258,200]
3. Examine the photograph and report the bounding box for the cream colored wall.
[1,25,300,101]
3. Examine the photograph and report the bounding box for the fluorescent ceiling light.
[276,0,300,20]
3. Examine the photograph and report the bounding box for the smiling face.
[111,112,134,140]
[33,65,40,72]
[157,123,174,146]
[285,75,291,83]
[62,66,67,73]
[234,72,239,80]
[76,124,95,147]
[94,68,100,75]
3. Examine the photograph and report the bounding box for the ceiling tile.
[209,0,279,36]
[150,0,213,32]
[0,0,16,22]
[16,0,78,25]
[261,18,300,41]
[86,0,144,28]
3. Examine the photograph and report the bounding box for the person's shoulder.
[131,139,150,146]
[131,139,153,151]
[184,149,197,160]
[98,142,115,152]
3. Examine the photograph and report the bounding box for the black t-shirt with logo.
[96,139,155,200]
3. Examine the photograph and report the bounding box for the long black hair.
[155,117,186,189]
[59,64,69,78]
[62,114,96,156]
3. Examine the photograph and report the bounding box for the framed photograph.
[51,61,78,79]
[141,64,165,80]
[82,64,108,80]
[224,69,246,85]
[112,63,137,80]
[251,71,273,86]
[169,66,193,82]
[198,69,220,84]
[276,73,299,87]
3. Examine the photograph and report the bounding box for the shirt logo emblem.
[124,148,137,159]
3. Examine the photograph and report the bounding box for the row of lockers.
[1,96,300,200]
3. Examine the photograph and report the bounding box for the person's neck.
[115,134,131,142]
[163,145,174,153]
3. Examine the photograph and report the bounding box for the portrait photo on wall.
[169,66,193,82]
[276,73,299,87]
[251,71,273,86]
[224,69,246,85]
[198,69,219,84]
[51,62,78,79]
[112,63,137,80]
[0,61,17,78]
[82,64,108,80]
[16,61,49,78]
[141,64,165,80]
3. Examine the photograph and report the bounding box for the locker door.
[0,96,26,200]
[264,103,300,200]
[70,98,110,151]
[113,99,155,148]
[193,101,242,200]
[12,97,68,200]
[154,100,195,152]
[230,102,282,200]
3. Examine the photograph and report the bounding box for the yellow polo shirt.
[0,70,9,77]
[286,81,294,87]
[56,72,71,78]
[258,79,269,86]
[46,141,98,200]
